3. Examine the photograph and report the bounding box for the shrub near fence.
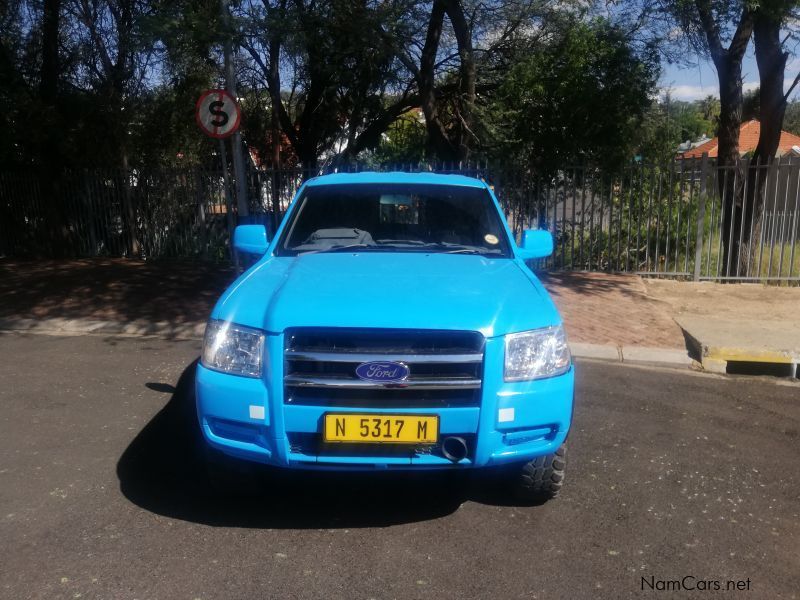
[1,159,798,283]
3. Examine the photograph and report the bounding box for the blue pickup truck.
[196,172,574,501]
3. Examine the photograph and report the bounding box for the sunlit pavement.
[1,332,798,599]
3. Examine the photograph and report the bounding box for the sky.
[660,52,800,102]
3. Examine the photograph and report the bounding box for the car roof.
[303,171,488,189]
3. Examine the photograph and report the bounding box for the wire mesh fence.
[1,158,799,283]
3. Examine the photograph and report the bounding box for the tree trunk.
[443,0,476,162]
[120,150,140,257]
[715,55,747,276]
[752,15,786,163]
[743,10,787,275]
[695,1,753,277]
[40,0,60,106]
[418,0,457,161]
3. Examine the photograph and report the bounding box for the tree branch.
[694,0,724,61]
[784,71,800,101]
[729,7,755,60]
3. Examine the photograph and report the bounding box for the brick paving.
[0,259,685,349]
[540,272,685,348]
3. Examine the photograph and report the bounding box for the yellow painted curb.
[705,347,796,364]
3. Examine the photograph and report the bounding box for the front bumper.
[195,334,574,470]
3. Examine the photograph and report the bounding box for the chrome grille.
[283,328,485,408]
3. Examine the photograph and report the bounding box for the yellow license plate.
[323,414,439,444]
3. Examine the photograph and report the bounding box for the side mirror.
[233,225,269,256]
[518,229,553,259]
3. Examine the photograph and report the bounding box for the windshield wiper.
[375,239,428,247]
[444,247,483,254]
[377,240,485,253]
[297,241,493,255]
[427,242,490,254]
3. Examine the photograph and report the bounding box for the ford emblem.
[355,361,410,383]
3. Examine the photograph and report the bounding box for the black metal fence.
[1,159,799,282]
[495,156,800,282]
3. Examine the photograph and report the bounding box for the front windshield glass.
[277,183,511,257]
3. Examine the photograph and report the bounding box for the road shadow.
[117,362,522,529]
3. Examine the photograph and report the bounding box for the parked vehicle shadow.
[117,361,517,529]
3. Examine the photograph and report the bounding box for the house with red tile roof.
[678,119,800,159]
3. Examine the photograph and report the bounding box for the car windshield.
[277,183,511,257]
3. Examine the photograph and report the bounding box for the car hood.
[213,253,561,338]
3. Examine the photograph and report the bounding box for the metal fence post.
[693,153,709,281]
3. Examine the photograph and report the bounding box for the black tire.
[515,445,566,503]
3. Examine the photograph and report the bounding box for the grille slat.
[284,328,484,408]
[285,350,483,364]
[284,375,481,390]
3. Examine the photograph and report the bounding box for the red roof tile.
[679,119,800,159]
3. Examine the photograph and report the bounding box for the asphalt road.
[1,333,798,600]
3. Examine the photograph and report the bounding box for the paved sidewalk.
[1,259,693,365]
[0,259,233,323]
[1,260,685,342]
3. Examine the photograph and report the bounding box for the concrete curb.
[0,316,694,368]
[570,341,693,368]
[675,316,800,376]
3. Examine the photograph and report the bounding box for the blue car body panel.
[196,172,574,470]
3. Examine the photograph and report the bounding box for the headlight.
[201,319,265,377]
[504,325,571,381]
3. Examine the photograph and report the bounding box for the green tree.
[639,96,717,164]
[372,109,428,164]
[742,86,760,120]
[484,19,659,173]
[238,0,420,169]
[699,94,720,125]
[782,101,800,135]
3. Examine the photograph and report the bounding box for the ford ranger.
[196,172,574,501]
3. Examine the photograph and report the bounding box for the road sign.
[195,89,241,139]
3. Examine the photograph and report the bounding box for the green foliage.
[372,110,428,164]
[637,96,718,163]
[742,87,761,121]
[237,0,417,166]
[0,0,220,170]
[1,0,672,172]
[483,19,660,174]
[782,101,800,135]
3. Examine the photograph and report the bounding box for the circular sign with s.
[195,89,241,139]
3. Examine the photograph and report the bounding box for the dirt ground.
[643,278,800,323]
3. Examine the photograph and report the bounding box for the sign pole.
[220,0,249,218]
[218,138,239,269]
[196,87,244,268]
